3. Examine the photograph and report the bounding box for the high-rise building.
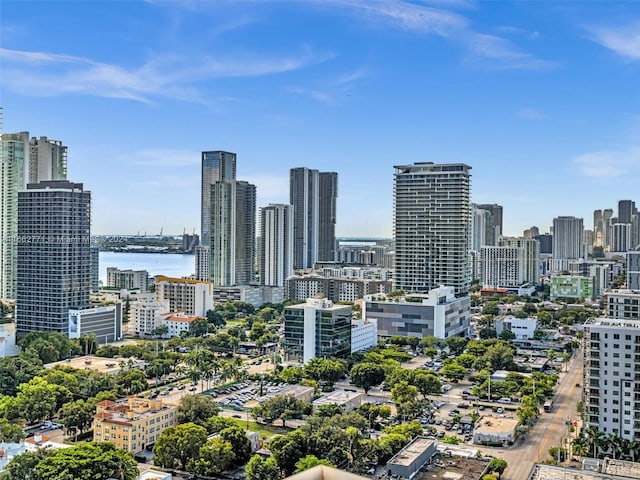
[551,216,584,271]
[628,251,640,290]
[259,204,294,287]
[523,226,539,239]
[393,162,472,294]
[1,132,67,300]
[90,244,100,293]
[480,246,524,288]
[201,151,236,247]
[471,204,492,251]
[535,233,553,255]
[618,200,635,224]
[106,267,149,292]
[476,203,503,243]
[499,236,540,285]
[209,180,256,286]
[611,223,632,253]
[194,245,210,281]
[16,181,91,336]
[583,318,640,441]
[290,168,338,269]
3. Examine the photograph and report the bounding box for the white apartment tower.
[552,216,584,271]
[583,318,640,442]
[1,132,67,300]
[480,246,524,288]
[393,162,472,294]
[499,236,540,285]
[260,204,294,287]
[201,151,236,247]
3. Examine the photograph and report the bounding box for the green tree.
[34,442,138,480]
[16,376,71,423]
[444,336,468,356]
[391,381,421,419]
[295,454,335,473]
[194,437,235,475]
[58,399,94,436]
[177,394,220,428]
[219,426,253,465]
[268,431,306,476]
[252,394,309,427]
[206,309,226,328]
[0,417,25,442]
[488,457,508,478]
[441,362,467,381]
[303,357,347,387]
[479,327,497,339]
[152,324,169,338]
[499,329,516,341]
[245,454,280,480]
[0,353,43,396]
[189,317,210,337]
[153,422,208,470]
[3,448,53,480]
[350,362,386,393]
[412,370,442,398]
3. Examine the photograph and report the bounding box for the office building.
[393,162,472,294]
[618,200,635,224]
[536,233,553,255]
[155,275,213,317]
[611,223,632,253]
[16,181,91,336]
[209,180,256,286]
[494,315,538,340]
[499,236,540,285]
[551,216,584,271]
[476,203,503,244]
[210,285,284,307]
[471,204,493,251]
[68,305,122,344]
[93,398,178,453]
[1,132,67,300]
[628,251,640,290]
[350,318,377,353]
[480,246,524,288]
[260,204,294,287]
[106,267,149,292]
[283,297,351,364]
[549,275,594,300]
[583,318,640,441]
[290,167,338,269]
[201,151,236,247]
[364,286,470,339]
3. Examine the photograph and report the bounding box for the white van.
[498,397,512,404]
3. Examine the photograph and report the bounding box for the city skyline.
[2,1,639,237]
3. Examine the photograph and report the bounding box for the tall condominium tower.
[393,162,472,294]
[551,216,584,271]
[476,203,503,245]
[471,204,493,251]
[618,200,635,224]
[260,204,294,287]
[1,132,67,300]
[209,180,256,286]
[499,236,540,285]
[16,181,91,336]
[289,167,338,269]
[201,151,236,247]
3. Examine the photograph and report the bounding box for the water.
[98,252,195,282]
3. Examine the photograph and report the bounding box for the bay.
[98,251,195,283]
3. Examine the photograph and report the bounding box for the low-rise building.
[286,273,392,303]
[92,397,178,453]
[495,315,538,340]
[528,459,640,480]
[255,385,315,405]
[550,275,594,300]
[386,436,437,479]
[163,312,199,337]
[68,304,122,344]
[364,286,470,339]
[473,416,518,445]
[131,299,170,336]
[312,390,363,413]
[350,318,377,353]
[210,285,284,306]
[606,289,640,320]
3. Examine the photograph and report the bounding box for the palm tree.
[605,433,623,460]
[583,426,606,458]
[572,442,588,459]
[188,367,201,385]
[628,438,640,463]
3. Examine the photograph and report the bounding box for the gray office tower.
[393,162,472,294]
[16,181,91,336]
[201,151,236,247]
[290,168,338,269]
[476,203,503,245]
[209,180,256,286]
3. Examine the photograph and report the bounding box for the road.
[497,347,584,480]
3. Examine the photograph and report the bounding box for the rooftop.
[475,415,519,434]
[603,458,640,478]
[284,465,368,480]
[585,317,640,329]
[44,355,146,374]
[388,437,435,467]
[415,454,488,480]
[313,390,363,406]
[528,461,640,480]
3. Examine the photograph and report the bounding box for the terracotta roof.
[96,400,116,407]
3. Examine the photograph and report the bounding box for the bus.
[543,399,553,412]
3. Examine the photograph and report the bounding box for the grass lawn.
[227,418,290,440]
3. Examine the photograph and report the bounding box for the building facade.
[93,398,178,453]
[583,318,640,441]
[201,151,236,247]
[209,180,256,286]
[628,251,640,290]
[494,315,538,340]
[155,276,213,317]
[550,275,594,300]
[286,274,392,303]
[552,216,584,271]
[68,305,122,344]
[260,204,294,287]
[1,133,67,300]
[364,286,470,339]
[350,318,377,353]
[194,245,210,281]
[16,181,91,336]
[480,246,524,288]
[393,163,472,294]
[606,290,640,320]
[106,267,149,292]
[290,167,338,269]
[131,299,170,336]
[284,297,351,364]
[499,236,540,285]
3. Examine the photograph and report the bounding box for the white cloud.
[244,173,289,205]
[517,107,544,120]
[587,22,640,61]
[0,46,330,103]
[574,147,640,178]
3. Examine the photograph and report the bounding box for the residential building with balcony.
[606,290,640,320]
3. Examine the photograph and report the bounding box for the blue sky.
[2,0,639,237]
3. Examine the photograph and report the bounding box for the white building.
[260,204,294,287]
[627,251,640,290]
[312,390,363,413]
[194,245,210,282]
[494,315,538,340]
[605,289,640,320]
[552,216,584,272]
[583,318,640,441]
[68,305,122,344]
[499,236,540,285]
[163,312,199,337]
[131,299,170,336]
[106,267,149,292]
[156,276,213,317]
[350,318,377,353]
[393,163,472,294]
[480,246,524,288]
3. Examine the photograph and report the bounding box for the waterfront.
[98,251,194,283]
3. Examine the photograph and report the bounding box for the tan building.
[472,416,519,446]
[92,397,178,453]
